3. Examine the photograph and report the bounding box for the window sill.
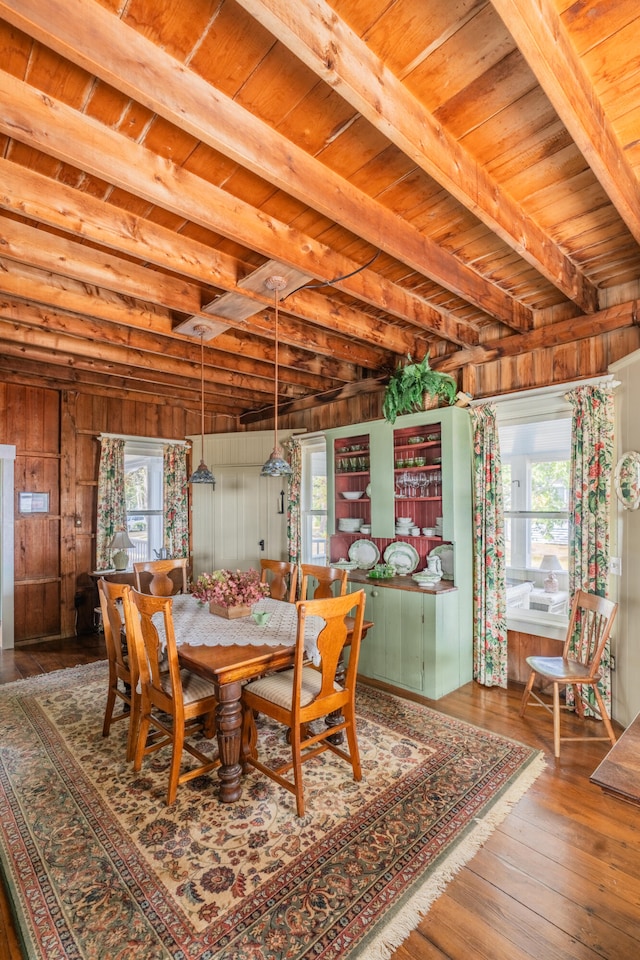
[507,608,568,641]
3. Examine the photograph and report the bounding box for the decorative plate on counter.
[383,541,420,575]
[348,539,380,570]
[428,544,454,579]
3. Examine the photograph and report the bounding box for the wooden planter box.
[209,602,252,619]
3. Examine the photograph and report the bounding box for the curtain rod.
[98,432,189,446]
[470,374,619,407]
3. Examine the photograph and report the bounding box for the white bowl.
[422,527,436,536]
[359,525,371,534]
[341,491,364,500]
[396,517,412,525]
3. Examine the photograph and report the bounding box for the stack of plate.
[338,518,362,533]
[395,517,413,535]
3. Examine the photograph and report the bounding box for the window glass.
[499,415,571,622]
[301,440,327,564]
[124,447,164,562]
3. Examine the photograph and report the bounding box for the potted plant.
[382,353,458,424]
[191,568,270,619]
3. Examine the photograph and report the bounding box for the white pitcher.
[426,554,442,578]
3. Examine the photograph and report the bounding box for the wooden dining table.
[170,596,322,803]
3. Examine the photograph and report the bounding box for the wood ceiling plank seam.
[491,0,640,248]
[0,0,531,327]
[236,0,597,313]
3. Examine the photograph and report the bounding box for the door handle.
[259,539,265,551]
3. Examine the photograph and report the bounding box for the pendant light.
[189,325,216,486]
[261,276,293,477]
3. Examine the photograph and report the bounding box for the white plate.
[348,539,380,570]
[429,545,454,579]
[383,541,420,575]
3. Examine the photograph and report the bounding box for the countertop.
[347,569,457,594]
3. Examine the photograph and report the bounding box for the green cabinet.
[326,406,473,700]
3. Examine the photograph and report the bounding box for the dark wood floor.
[1,636,638,960]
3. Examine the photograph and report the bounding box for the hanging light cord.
[273,288,279,448]
[199,330,205,452]
[282,248,380,301]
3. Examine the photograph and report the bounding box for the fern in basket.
[382,354,457,424]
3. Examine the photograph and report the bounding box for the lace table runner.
[168,595,323,662]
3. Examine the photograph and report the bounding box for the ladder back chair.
[133,557,189,596]
[98,577,138,761]
[520,589,618,758]
[121,587,220,805]
[241,589,366,817]
[260,558,298,602]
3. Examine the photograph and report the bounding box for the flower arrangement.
[191,568,269,608]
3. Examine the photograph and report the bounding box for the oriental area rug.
[0,662,544,960]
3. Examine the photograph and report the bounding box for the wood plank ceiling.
[1,0,640,425]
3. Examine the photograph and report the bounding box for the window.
[300,438,327,564]
[124,441,164,563]
[498,402,572,628]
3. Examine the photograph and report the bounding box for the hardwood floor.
[1,637,638,959]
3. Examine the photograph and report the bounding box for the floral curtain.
[163,444,189,559]
[285,437,302,579]
[471,404,508,687]
[566,384,615,714]
[96,437,126,571]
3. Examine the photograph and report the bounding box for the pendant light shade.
[189,326,216,486]
[261,277,293,478]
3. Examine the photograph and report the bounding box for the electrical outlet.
[610,556,622,575]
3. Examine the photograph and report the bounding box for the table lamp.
[539,554,562,593]
[110,529,134,571]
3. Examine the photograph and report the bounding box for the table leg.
[214,680,244,803]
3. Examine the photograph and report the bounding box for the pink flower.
[191,569,269,607]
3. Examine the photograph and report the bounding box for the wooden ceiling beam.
[0,160,477,356]
[0,0,529,329]
[434,300,639,373]
[0,353,237,414]
[491,0,640,247]
[0,295,339,393]
[0,316,305,402]
[239,0,598,315]
[0,234,384,372]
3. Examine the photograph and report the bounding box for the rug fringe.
[359,752,547,960]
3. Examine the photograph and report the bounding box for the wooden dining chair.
[241,589,366,817]
[260,558,298,602]
[300,563,374,644]
[520,589,619,758]
[133,557,189,597]
[121,586,220,805]
[300,563,348,600]
[98,577,138,761]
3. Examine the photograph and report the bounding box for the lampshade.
[110,529,134,571]
[261,276,292,478]
[261,445,293,478]
[110,530,134,551]
[189,325,216,486]
[539,554,562,571]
